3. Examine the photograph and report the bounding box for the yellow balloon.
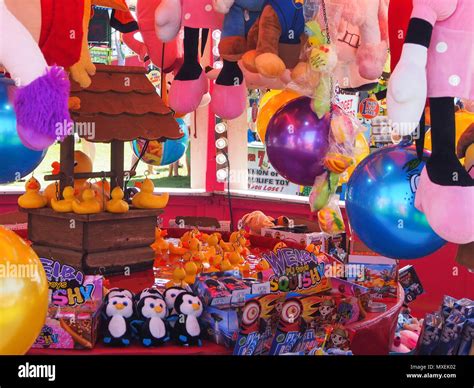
[258,89,281,109]
[0,227,48,354]
[339,133,371,184]
[256,89,301,142]
[424,109,474,151]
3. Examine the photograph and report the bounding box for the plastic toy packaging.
[416,312,443,355]
[317,194,345,235]
[309,171,339,212]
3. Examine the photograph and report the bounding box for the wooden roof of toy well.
[70,64,182,142]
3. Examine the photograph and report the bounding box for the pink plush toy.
[400,329,420,350]
[154,0,224,114]
[388,0,474,245]
[0,0,71,151]
[326,0,389,90]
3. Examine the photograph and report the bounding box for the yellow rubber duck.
[132,178,169,209]
[206,255,223,272]
[106,187,129,213]
[184,261,198,285]
[228,251,244,268]
[220,258,233,271]
[165,266,188,289]
[151,228,169,254]
[72,188,101,214]
[51,186,77,213]
[18,177,47,209]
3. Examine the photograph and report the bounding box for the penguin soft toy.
[102,294,134,346]
[164,287,186,315]
[173,292,203,346]
[137,295,170,346]
[105,288,135,302]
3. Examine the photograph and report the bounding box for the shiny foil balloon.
[0,227,48,354]
[346,144,446,259]
[131,118,189,166]
[265,96,330,186]
[0,78,46,183]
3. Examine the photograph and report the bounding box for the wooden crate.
[22,208,161,274]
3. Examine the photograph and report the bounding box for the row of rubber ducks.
[151,228,271,289]
[17,177,169,214]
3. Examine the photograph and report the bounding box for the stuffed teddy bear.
[211,0,266,119]
[0,0,71,151]
[242,0,306,79]
[387,0,474,245]
[154,0,224,115]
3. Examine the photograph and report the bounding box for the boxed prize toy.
[347,263,398,299]
[194,270,270,308]
[32,259,103,349]
[399,265,424,303]
[261,224,327,251]
[201,307,240,348]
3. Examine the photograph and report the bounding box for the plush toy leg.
[211,4,247,119]
[242,20,259,73]
[253,6,285,78]
[168,27,208,114]
[211,60,246,119]
[415,97,474,244]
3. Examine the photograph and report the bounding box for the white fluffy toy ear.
[0,0,71,151]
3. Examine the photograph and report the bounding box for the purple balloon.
[265,96,330,186]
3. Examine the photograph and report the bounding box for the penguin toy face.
[102,295,134,346]
[105,288,134,302]
[164,287,186,315]
[137,295,170,346]
[137,287,163,302]
[172,292,203,347]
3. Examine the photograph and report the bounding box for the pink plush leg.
[357,41,388,81]
[168,71,208,114]
[415,168,474,244]
[210,81,246,120]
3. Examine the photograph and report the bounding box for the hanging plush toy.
[387,0,474,245]
[242,0,306,79]
[172,292,203,346]
[0,0,72,151]
[155,0,224,114]
[212,0,266,119]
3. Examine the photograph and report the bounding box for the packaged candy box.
[32,302,101,349]
[32,259,103,349]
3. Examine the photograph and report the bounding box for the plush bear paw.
[241,50,259,73]
[357,41,388,81]
[255,53,286,78]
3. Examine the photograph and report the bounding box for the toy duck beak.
[154,306,163,313]
[27,180,40,190]
[192,303,200,311]
[115,303,125,310]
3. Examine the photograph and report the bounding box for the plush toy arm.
[0,0,71,150]
[155,0,182,42]
[356,0,388,80]
[387,10,431,135]
[0,0,47,85]
[213,0,235,14]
